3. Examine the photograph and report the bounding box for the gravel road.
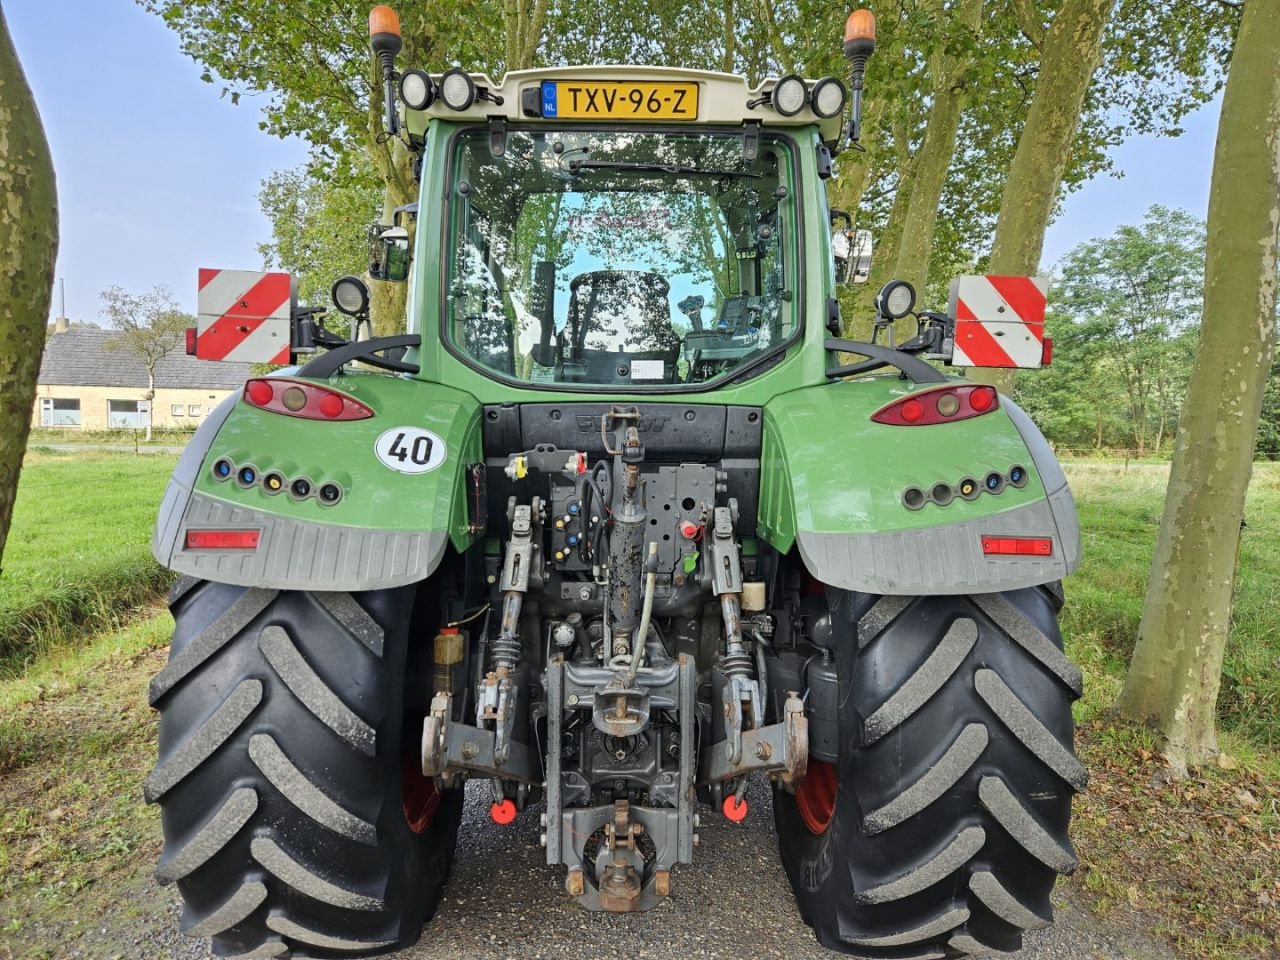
[85,779,1174,960]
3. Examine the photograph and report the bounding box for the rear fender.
[152,373,483,590]
[759,379,1078,595]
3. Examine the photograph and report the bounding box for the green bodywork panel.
[192,374,483,552]
[758,377,1045,553]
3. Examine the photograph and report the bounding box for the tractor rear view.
[145,7,1083,958]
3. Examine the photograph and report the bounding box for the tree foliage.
[258,160,382,306]
[101,284,190,381]
[1052,206,1205,455]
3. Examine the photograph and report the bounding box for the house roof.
[38,327,253,390]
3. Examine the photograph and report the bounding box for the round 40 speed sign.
[374,426,447,474]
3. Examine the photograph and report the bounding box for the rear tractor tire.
[145,578,463,959]
[775,586,1086,958]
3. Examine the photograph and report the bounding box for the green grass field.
[1061,461,1280,751]
[0,451,177,675]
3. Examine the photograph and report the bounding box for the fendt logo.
[576,415,672,434]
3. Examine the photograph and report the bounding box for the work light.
[399,69,435,110]
[771,75,808,116]
[332,276,371,316]
[440,68,477,110]
[876,279,916,319]
[810,77,847,119]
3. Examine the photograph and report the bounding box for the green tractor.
[147,6,1084,958]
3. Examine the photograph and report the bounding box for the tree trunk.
[145,371,155,442]
[847,145,916,340]
[722,0,735,73]
[504,0,550,72]
[0,10,58,572]
[968,0,1117,395]
[366,56,419,338]
[1115,0,1280,775]
[893,0,983,296]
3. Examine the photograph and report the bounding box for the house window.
[107,399,143,429]
[40,397,81,427]
[188,404,203,417]
[171,404,184,417]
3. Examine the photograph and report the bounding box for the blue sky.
[8,1,1218,325]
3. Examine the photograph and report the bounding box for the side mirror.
[368,224,411,283]
[832,218,873,285]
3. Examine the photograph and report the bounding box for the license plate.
[540,81,699,121]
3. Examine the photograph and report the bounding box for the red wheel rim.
[795,758,837,835]
[401,754,441,834]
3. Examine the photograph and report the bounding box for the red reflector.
[900,398,924,423]
[242,377,373,421]
[981,537,1052,557]
[185,529,260,550]
[185,327,198,356]
[1041,336,1054,367]
[490,798,517,824]
[722,794,749,822]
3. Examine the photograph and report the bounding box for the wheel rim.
[795,758,837,835]
[401,754,441,834]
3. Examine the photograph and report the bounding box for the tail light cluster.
[871,384,998,426]
[243,378,373,421]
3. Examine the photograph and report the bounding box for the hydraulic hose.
[625,542,660,684]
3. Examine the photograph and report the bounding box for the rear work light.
[242,378,373,421]
[982,536,1052,557]
[185,529,260,550]
[871,384,999,426]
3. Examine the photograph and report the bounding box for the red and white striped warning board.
[195,269,293,364]
[948,275,1049,369]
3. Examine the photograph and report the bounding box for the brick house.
[32,321,252,431]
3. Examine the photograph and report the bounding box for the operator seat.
[550,270,680,383]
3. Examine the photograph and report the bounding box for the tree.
[1115,0,1280,775]
[258,160,382,307]
[0,8,58,574]
[139,0,507,334]
[100,286,190,442]
[1257,358,1280,460]
[1014,311,1131,452]
[965,0,1116,395]
[892,0,983,296]
[1052,206,1205,456]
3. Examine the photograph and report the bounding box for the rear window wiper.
[566,159,760,178]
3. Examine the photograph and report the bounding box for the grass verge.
[25,428,195,447]
[0,612,173,959]
[0,452,177,676]
[1062,461,1280,748]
